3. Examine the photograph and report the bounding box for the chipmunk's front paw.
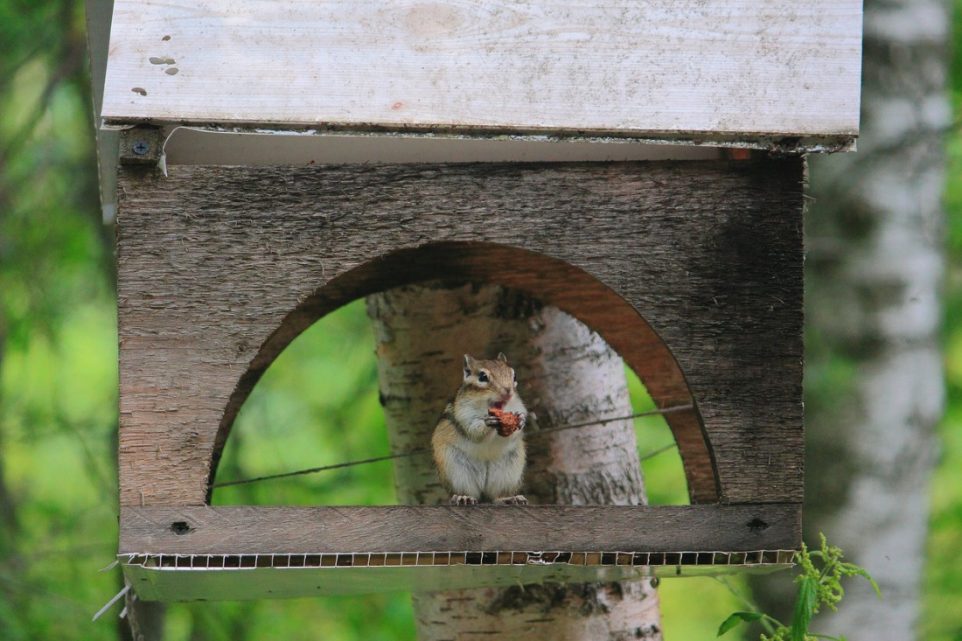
[450,494,479,506]
[516,413,527,430]
[494,495,528,505]
[484,415,502,428]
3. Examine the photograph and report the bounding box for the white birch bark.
[367,283,661,640]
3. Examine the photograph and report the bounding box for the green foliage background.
[0,2,959,640]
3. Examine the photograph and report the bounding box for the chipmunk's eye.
[477,371,489,383]
[512,371,517,384]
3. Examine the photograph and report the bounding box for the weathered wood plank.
[121,504,799,599]
[102,0,862,149]
[120,505,801,554]
[117,160,803,507]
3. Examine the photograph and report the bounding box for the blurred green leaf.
[717,611,763,636]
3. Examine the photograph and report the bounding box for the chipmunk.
[432,353,528,505]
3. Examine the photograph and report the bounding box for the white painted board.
[102,0,863,150]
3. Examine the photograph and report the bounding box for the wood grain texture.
[120,505,801,554]
[116,160,804,507]
[101,0,862,148]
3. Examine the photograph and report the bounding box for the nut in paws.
[488,407,523,436]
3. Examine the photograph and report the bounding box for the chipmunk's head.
[463,353,517,407]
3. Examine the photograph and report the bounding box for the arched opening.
[206,242,718,504]
[210,296,690,507]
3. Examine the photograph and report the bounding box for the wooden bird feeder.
[92,0,863,602]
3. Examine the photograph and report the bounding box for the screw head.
[132,140,150,156]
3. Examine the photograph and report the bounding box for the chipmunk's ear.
[496,352,508,363]
[463,354,475,378]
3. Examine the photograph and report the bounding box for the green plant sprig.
[717,533,881,641]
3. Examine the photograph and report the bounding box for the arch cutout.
[208,241,720,504]
[210,297,691,507]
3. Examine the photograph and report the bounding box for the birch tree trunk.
[753,0,949,636]
[367,283,661,641]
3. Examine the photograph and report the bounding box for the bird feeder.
[93,0,863,602]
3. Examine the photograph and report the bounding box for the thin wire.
[214,451,424,488]
[211,404,694,489]
[532,403,693,437]
[638,442,678,462]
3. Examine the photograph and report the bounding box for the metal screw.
[131,140,150,156]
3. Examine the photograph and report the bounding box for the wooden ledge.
[120,504,801,555]
[120,504,800,599]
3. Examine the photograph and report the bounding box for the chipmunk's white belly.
[459,430,520,462]
[446,434,524,500]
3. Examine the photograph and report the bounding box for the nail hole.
[171,521,191,535]
[131,87,147,96]
[746,518,769,533]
